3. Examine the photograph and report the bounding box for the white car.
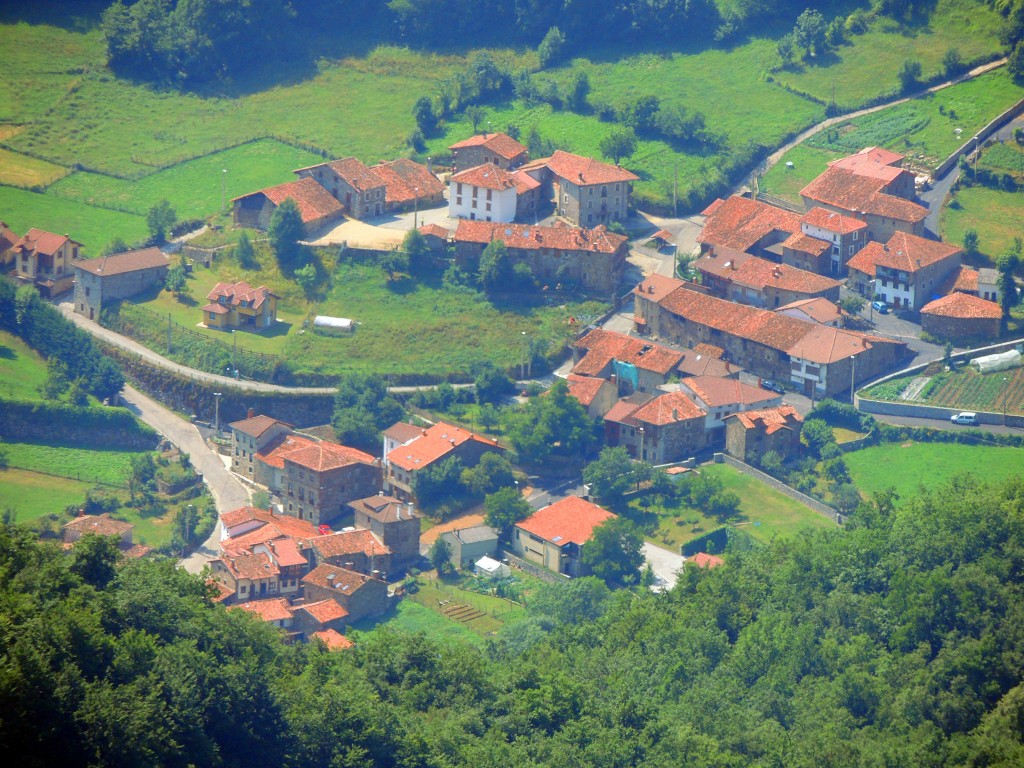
[950,412,977,426]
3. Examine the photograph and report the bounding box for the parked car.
[950,412,977,426]
[761,380,785,395]
[871,300,889,314]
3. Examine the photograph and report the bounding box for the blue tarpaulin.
[613,359,639,389]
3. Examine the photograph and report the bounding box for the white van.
[950,412,977,425]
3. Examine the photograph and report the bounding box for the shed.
[313,315,355,335]
[475,556,510,579]
[970,349,1022,374]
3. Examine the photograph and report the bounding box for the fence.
[714,453,842,524]
[500,550,567,584]
[5,462,127,489]
[419,577,523,618]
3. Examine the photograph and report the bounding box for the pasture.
[0,468,97,523]
[2,442,148,486]
[0,330,49,402]
[941,184,1024,263]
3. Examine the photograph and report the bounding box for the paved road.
[872,412,1021,435]
[118,384,247,574]
[641,542,686,592]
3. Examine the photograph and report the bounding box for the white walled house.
[448,164,518,222]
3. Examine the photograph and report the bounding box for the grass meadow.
[0,468,97,523]
[2,442,148,486]
[845,441,1024,501]
[0,330,49,401]
[350,597,487,647]
[941,184,1024,263]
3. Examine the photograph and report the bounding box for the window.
[486,202,491,211]
[832,245,840,256]
[472,187,478,198]
[456,196,462,205]
[588,201,593,209]
[209,312,216,321]
[472,200,478,209]
[848,245,855,255]
[486,188,492,201]
[457,182,463,195]
[85,287,90,297]
[853,231,859,241]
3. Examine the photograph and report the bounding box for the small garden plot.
[942,184,1024,263]
[979,141,1024,179]
[864,366,1024,415]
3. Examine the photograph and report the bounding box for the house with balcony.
[846,232,962,310]
[203,281,278,329]
[512,496,616,577]
[11,228,83,297]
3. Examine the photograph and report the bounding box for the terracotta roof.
[728,404,803,433]
[776,297,842,326]
[630,391,706,426]
[921,292,1002,319]
[633,273,686,303]
[545,150,639,185]
[850,232,961,276]
[696,252,843,295]
[689,552,724,568]
[207,281,276,310]
[573,328,683,376]
[73,247,168,277]
[450,163,518,191]
[516,496,616,546]
[297,599,350,623]
[386,420,502,473]
[218,550,280,580]
[681,375,779,409]
[829,146,906,179]
[312,628,355,650]
[602,394,651,426]
[566,374,610,407]
[651,229,673,243]
[384,422,426,445]
[306,529,391,560]
[676,349,738,378]
[230,415,292,439]
[513,169,541,193]
[264,537,307,568]
[11,228,79,257]
[701,198,725,217]
[846,247,878,278]
[782,231,831,257]
[454,220,628,255]
[801,206,867,234]
[697,196,802,253]
[220,506,322,544]
[64,514,132,537]
[418,223,450,239]
[202,302,230,315]
[234,598,293,622]
[207,579,235,603]
[324,157,385,191]
[303,564,380,593]
[248,178,345,224]
[122,543,152,559]
[949,265,979,294]
[371,158,444,205]
[258,434,375,472]
[800,167,927,223]
[350,494,419,523]
[448,132,528,160]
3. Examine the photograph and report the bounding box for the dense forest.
[3,474,1024,766]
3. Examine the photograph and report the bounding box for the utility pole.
[413,187,419,229]
[1003,376,1009,425]
[520,331,527,381]
[167,313,172,354]
[232,330,237,373]
[849,355,857,404]
[673,160,678,217]
[638,426,645,462]
[213,392,222,434]
[221,168,228,215]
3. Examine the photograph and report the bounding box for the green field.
[349,597,487,647]
[0,468,97,523]
[978,140,1024,177]
[941,184,1024,263]
[0,146,68,188]
[0,330,49,401]
[759,143,845,202]
[2,442,148,486]
[845,441,1024,500]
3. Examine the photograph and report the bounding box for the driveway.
[642,542,686,592]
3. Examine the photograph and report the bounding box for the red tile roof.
[73,247,168,277]
[218,550,280,580]
[234,598,293,622]
[206,281,276,310]
[64,514,132,537]
[602,396,647,426]
[689,551,724,568]
[697,196,802,253]
[800,167,927,223]
[0,221,16,251]
[254,178,345,223]
[545,150,639,185]
[448,132,528,160]
[312,628,355,650]
[677,349,738,378]
[265,537,307,568]
[696,252,843,295]
[573,328,683,376]
[801,206,867,234]
[12,228,80,257]
[516,496,616,546]
[681,375,779,409]
[297,599,350,623]
[776,297,842,326]
[454,220,628,254]
[418,223,450,239]
[848,232,961,276]
[634,273,686,303]
[303,564,381,593]
[829,146,906,179]
[325,157,386,191]
[220,506,322,545]
[371,158,444,205]
[728,404,803,433]
[386,421,502,472]
[384,422,426,445]
[920,292,1002,319]
[306,529,391,560]
[450,163,519,191]
[846,247,878,278]
[257,434,375,473]
[229,415,292,439]
[630,390,706,426]
[949,265,979,293]
[566,374,610,408]
[782,231,831,257]
[513,169,541,193]
[350,494,419,524]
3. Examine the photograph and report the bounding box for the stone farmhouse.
[633,275,908,398]
[694,250,843,308]
[565,373,619,418]
[302,565,389,623]
[677,375,783,444]
[11,228,82,297]
[920,292,1002,344]
[371,157,446,212]
[203,281,278,329]
[603,390,707,464]
[572,328,684,395]
[452,220,628,294]
[775,297,843,327]
[350,493,422,572]
[294,156,386,219]
[846,231,963,311]
[724,405,804,464]
[517,150,638,227]
[448,132,529,172]
[72,247,169,321]
[513,496,616,577]
[231,177,345,235]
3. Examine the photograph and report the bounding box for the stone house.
[698,196,802,265]
[371,157,445,212]
[452,220,628,294]
[512,496,616,578]
[293,157,386,219]
[846,232,962,310]
[72,247,169,321]
[542,150,638,227]
[565,373,619,419]
[448,132,528,172]
[62,513,151,558]
[233,598,296,634]
[306,530,392,578]
[724,405,804,463]
[694,250,842,308]
[605,390,707,464]
[230,415,294,482]
[572,328,683,394]
[440,524,500,568]
[678,375,783,445]
[920,292,1002,344]
[231,177,345,235]
[350,493,422,572]
[301,565,389,622]
[291,599,351,637]
[786,207,868,276]
[203,281,278,329]
[11,228,82,297]
[775,297,842,327]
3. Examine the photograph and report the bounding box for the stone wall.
[714,453,842,524]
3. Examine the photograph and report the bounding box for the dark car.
[761,380,785,395]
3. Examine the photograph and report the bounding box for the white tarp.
[475,556,510,578]
[313,315,354,335]
[970,349,1022,374]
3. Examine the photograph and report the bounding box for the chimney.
[327,573,336,586]
[673,408,679,421]
[247,407,255,419]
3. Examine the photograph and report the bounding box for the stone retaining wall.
[499,550,567,584]
[714,453,842,524]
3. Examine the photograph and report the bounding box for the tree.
[598,127,637,164]
[800,418,836,458]
[898,59,923,93]
[70,533,121,589]
[102,238,131,256]
[462,452,516,497]
[963,229,980,259]
[583,446,649,504]
[474,362,514,404]
[537,26,566,69]
[483,486,531,538]
[402,228,432,275]
[293,263,317,298]
[268,197,305,268]
[833,483,862,516]
[146,199,176,243]
[504,379,597,465]
[997,251,1021,319]
[412,456,465,510]
[776,33,796,66]
[942,47,964,78]
[839,295,865,318]
[164,264,190,299]
[465,105,485,133]
[412,95,437,136]
[330,407,379,453]
[793,8,828,57]
[580,516,644,586]
[40,357,70,401]
[478,239,512,291]
[380,248,409,281]
[235,230,257,269]
[528,577,610,625]
[567,70,590,112]
[1010,41,1024,82]
[428,536,453,574]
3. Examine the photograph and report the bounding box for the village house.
[449,132,529,172]
[62,514,151,559]
[234,598,297,634]
[572,328,683,394]
[775,297,843,327]
[11,228,83,297]
[800,147,927,241]
[417,223,451,251]
[231,594,354,642]
[513,496,617,577]
[440,524,500,569]
[677,375,783,444]
[920,292,1003,344]
[448,164,519,222]
[724,404,804,464]
[230,414,294,480]
[565,373,619,418]
[604,390,708,463]
[453,220,628,294]
[203,281,278,329]
[540,150,638,227]
[349,493,422,572]
[694,250,843,308]
[301,565,389,622]
[632,275,908,398]
[676,344,742,378]
[383,421,504,503]
[846,231,962,310]
[787,207,869,276]
[698,196,802,264]
[305,529,392,577]
[371,157,445,212]
[293,157,386,219]
[72,247,169,321]
[231,177,345,235]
